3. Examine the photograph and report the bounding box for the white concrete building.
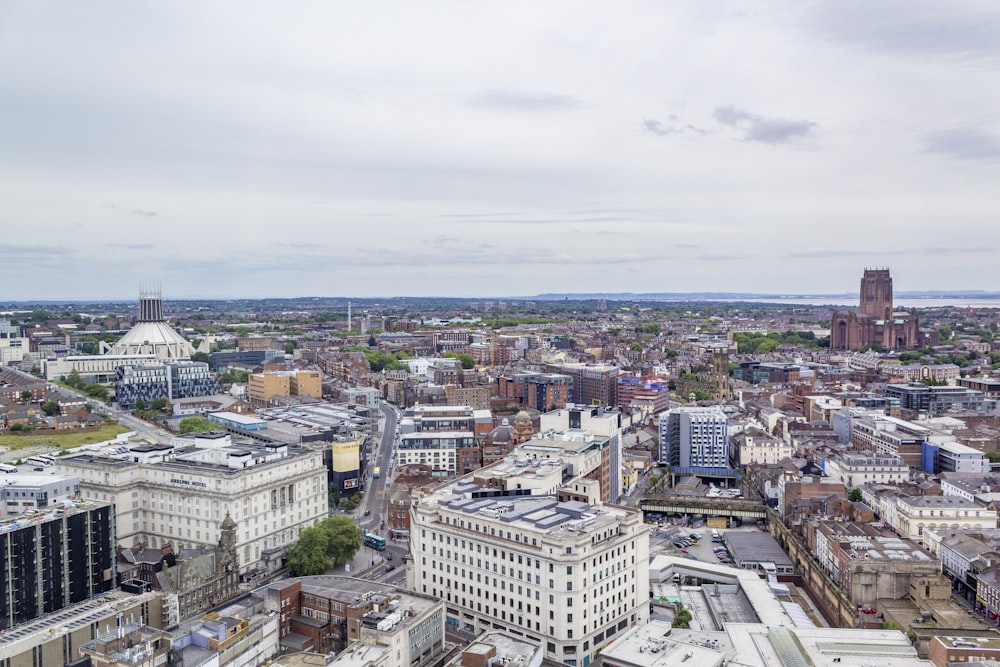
[823,453,908,489]
[894,495,998,540]
[409,470,649,666]
[541,405,625,501]
[52,431,328,574]
[734,428,792,466]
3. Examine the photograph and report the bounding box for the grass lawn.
[0,424,130,451]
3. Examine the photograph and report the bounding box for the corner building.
[409,477,649,666]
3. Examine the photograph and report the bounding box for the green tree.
[134,398,147,411]
[318,515,363,565]
[672,608,692,629]
[150,398,168,411]
[191,351,211,363]
[848,488,863,503]
[285,526,332,575]
[284,340,296,355]
[987,451,1000,463]
[81,384,109,401]
[10,423,24,432]
[20,391,32,403]
[178,417,216,434]
[64,368,84,389]
[41,400,61,416]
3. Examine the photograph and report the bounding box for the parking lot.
[649,521,769,568]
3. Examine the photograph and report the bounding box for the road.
[349,402,410,582]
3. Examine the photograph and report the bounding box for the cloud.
[0,244,72,256]
[924,128,1000,161]
[466,89,583,112]
[129,209,158,217]
[641,118,707,137]
[787,246,996,260]
[810,4,1000,61]
[104,243,155,251]
[714,106,817,144]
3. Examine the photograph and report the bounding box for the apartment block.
[0,499,115,631]
[248,370,322,406]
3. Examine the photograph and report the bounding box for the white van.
[711,529,721,542]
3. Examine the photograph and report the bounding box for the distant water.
[707,297,1000,309]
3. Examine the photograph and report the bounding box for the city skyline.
[2,2,999,300]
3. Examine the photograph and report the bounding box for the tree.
[178,417,216,434]
[318,515,363,565]
[284,340,296,355]
[41,400,61,417]
[150,398,168,411]
[286,526,332,575]
[191,351,211,363]
[672,608,692,629]
[64,368,83,389]
[19,391,32,403]
[848,488,863,503]
[134,398,147,411]
[81,384,109,401]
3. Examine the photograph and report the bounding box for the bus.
[26,455,54,467]
[0,464,17,474]
[364,532,386,551]
[373,466,380,478]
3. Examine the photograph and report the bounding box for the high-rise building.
[658,406,729,470]
[540,404,625,502]
[409,463,649,666]
[0,499,115,630]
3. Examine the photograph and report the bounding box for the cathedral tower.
[858,269,893,321]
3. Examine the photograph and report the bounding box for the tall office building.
[0,499,115,630]
[409,459,649,666]
[658,406,729,470]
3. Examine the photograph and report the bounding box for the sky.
[2,1,999,301]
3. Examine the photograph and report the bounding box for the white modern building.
[658,406,729,470]
[52,431,328,574]
[409,467,649,666]
[540,404,625,501]
[397,431,474,475]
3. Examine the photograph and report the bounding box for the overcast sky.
[2,2,999,300]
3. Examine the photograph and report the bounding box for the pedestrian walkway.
[335,545,386,577]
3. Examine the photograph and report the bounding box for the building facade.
[0,499,115,630]
[658,406,729,471]
[409,480,649,666]
[830,269,923,351]
[53,432,328,574]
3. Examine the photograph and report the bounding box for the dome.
[109,321,195,359]
[108,287,195,360]
[489,421,515,444]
